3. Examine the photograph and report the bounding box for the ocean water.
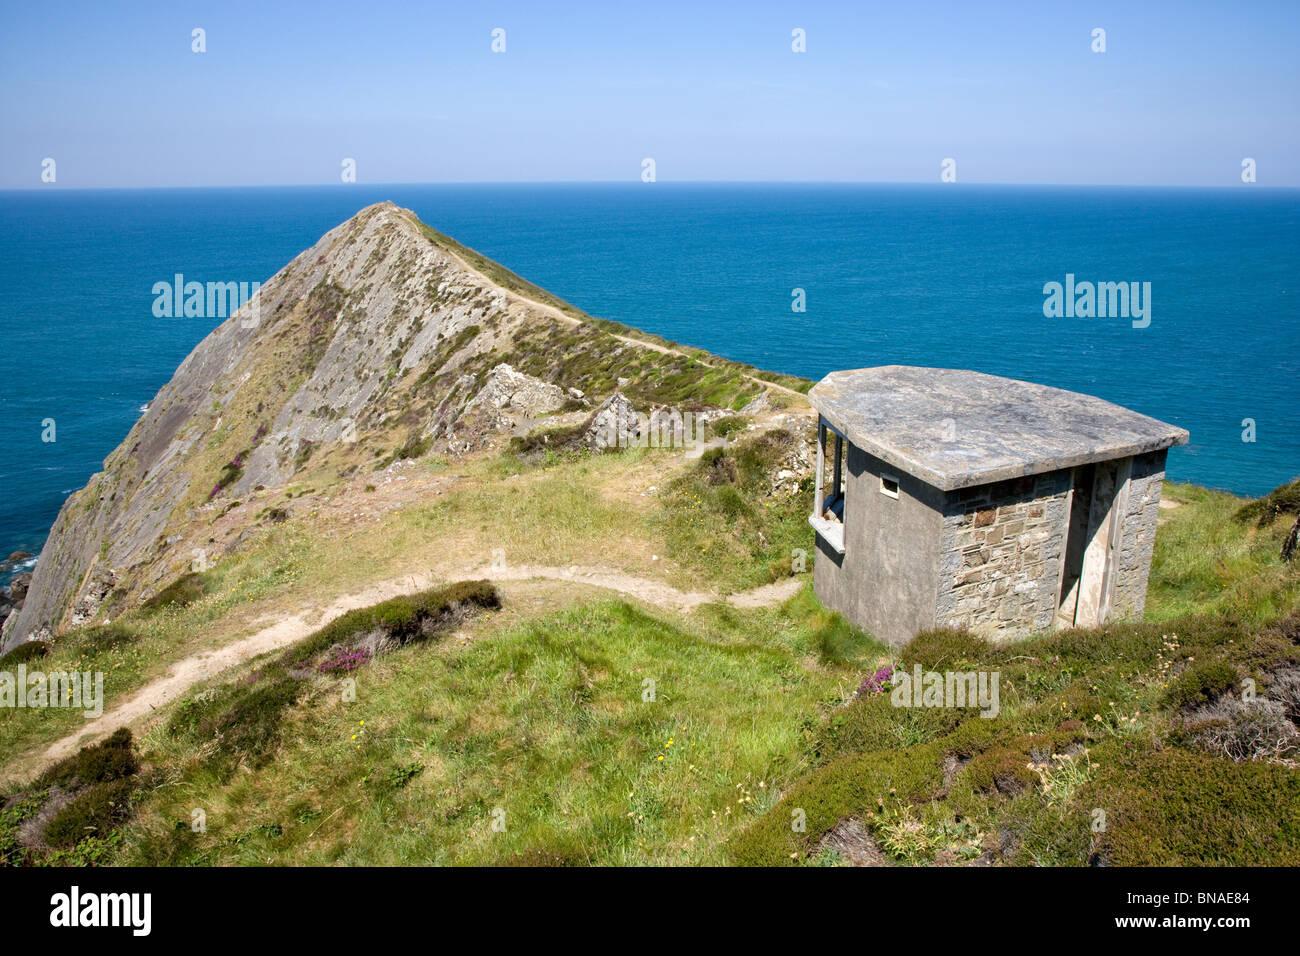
[1,184,1297,577]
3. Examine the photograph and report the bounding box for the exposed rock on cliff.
[1,203,559,649]
[2,202,778,651]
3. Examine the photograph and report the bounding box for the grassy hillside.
[3,453,1297,866]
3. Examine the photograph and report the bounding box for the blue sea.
[1,184,1297,578]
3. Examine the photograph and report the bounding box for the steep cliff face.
[0,203,630,649]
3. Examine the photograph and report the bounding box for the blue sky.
[2,0,1297,188]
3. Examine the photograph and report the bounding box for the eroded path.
[18,565,803,771]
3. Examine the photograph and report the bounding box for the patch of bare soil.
[818,817,890,866]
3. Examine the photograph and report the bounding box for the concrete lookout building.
[807,366,1189,646]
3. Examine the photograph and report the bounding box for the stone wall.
[1108,449,1168,620]
[935,470,1072,638]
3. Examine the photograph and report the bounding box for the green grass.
[6,466,1297,867]
[1145,482,1299,622]
[728,601,1300,866]
[657,429,815,591]
[118,590,879,865]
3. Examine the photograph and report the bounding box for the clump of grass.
[142,572,212,612]
[36,727,138,790]
[781,584,882,666]
[65,621,139,655]
[379,433,432,469]
[658,429,813,591]
[0,640,48,667]
[43,777,139,849]
[1234,476,1300,527]
[709,416,750,438]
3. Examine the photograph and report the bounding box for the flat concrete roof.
[808,366,1189,492]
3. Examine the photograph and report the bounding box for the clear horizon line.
[1,179,1294,193]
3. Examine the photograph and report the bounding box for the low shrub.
[820,693,971,759]
[729,744,948,866]
[142,572,211,611]
[1084,742,1300,866]
[67,622,139,655]
[36,728,137,790]
[898,628,991,670]
[708,416,749,438]
[1234,477,1300,527]
[508,423,586,457]
[1172,694,1299,762]
[43,777,138,849]
[0,640,49,667]
[282,579,500,667]
[1163,659,1238,712]
[964,727,1085,797]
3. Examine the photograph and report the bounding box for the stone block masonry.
[936,470,1072,637]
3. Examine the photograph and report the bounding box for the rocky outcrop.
[585,393,642,451]
[0,570,33,638]
[0,203,575,651]
[68,567,117,628]
[466,363,568,418]
[0,200,764,652]
[8,573,32,605]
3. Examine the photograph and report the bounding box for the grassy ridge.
[414,216,810,395]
